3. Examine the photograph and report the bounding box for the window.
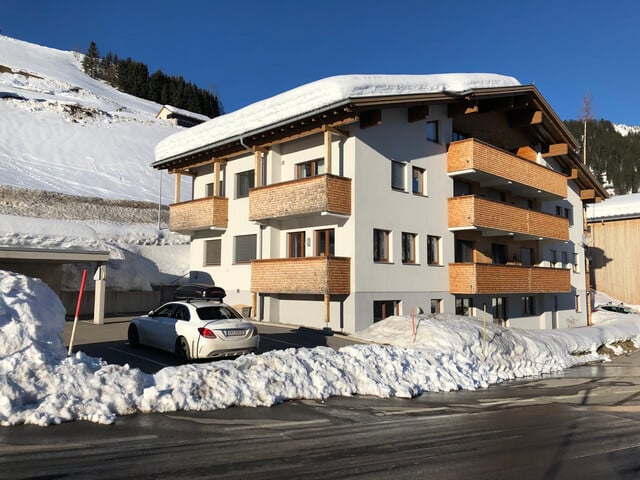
[452,130,467,142]
[374,300,399,322]
[455,239,473,263]
[575,295,582,313]
[288,231,305,258]
[492,243,507,265]
[455,297,473,316]
[235,170,254,198]
[561,251,569,269]
[426,121,439,142]
[453,180,471,197]
[412,167,425,195]
[427,235,441,265]
[391,161,405,191]
[206,182,214,197]
[520,247,533,266]
[522,296,535,315]
[493,297,507,325]
[296,159,324,179]
[573,253,580,273]
[373,229,391,262]
[402,232,417,264]
[234,234,257,263]
[550,249,558,268]
[315,229,335,256]
[204,239,221,266]
[430,299,442,314]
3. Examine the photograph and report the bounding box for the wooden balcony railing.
[449,263,571,294]
[448,195,570,241]
[251,256,350,295]
[249,174,351,222]
[448,139,567,198]
[169,196,228,233]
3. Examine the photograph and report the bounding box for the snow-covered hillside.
[0,35,187,203]
[614,123,640,137]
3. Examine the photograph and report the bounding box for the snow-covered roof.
[154,73,520,164]
[587,193,640,221]
[158,104,210,122]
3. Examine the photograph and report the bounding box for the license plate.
[224,329,246,337]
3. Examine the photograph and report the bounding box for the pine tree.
[82,41,101,78]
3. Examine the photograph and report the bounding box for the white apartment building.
[153,74,606,333]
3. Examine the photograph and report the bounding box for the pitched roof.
[154,73,520,165]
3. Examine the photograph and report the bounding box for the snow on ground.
[1,269,639,427]
[0,35,190,203]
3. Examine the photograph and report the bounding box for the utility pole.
[581,92,592,165]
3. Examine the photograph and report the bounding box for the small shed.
[156,105,210,128]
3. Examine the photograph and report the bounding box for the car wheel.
[175,337,191,363]
[128,324,140,347]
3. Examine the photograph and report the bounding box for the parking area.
[63,317,365,373]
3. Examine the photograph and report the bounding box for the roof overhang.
[0,246,110,263]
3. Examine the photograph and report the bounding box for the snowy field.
[1,269,639,427]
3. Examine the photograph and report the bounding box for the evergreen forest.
[564,119,640,195]
[81,41,221,118]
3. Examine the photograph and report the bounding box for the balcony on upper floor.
[169,196,228,234]
[448,138,567,200]
[449,262,571,295]
[249,174,351,222]
[448,195,570,241]
[251,256,350,295]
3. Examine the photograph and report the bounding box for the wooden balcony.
[449,263,571,294]
[448,139,567,199]
[249,174,351,222]
[448,195,569,241]
[169,196,228,234]
[251,256,350,295]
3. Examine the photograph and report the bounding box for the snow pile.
[1,270,639,427]
[587,192,640,221]
[155,73,520,162]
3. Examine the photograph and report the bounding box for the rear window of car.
[197,306,242,320]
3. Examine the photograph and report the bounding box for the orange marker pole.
[67,269,88,355]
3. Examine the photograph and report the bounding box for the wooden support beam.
[408,105,429,123]
[174,172,182,203]
[359,109,382,129]
[324,128,332,175]
[516,146,538,162]
[323,125,349,138]
[568,168,579,180]
[447,102,479,117]
[213,162,221,197]
[542,143,568,158]
[509,109,543,127]
[580,189,596,200]
[254,149,263,187]
[324,294,330,328]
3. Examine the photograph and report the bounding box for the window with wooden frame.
[288,231,305,258]
[427,235,441,265]
[234,234,257,263]
[412,166,425,195]
[373,300,399,322]
[206,182,214,197]
[391,161,405,191]
[296,158,324,179]
[401,232,417,264]
[204,239,221,266]
[426,120,439,143]
[522,296,535,315]
[315,228,335,257]
[373,229,391,262]
[493,297,507,324]
[455,297,473,316]
[235,170,254,198]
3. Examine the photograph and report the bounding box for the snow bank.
[1,271,640,427]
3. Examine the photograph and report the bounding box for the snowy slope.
[0,35,186,203]
[614,123,640,137]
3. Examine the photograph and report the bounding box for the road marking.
[109,347,171,367]
[0,435,158,454]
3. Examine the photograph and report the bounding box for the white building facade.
[154,74,606,333]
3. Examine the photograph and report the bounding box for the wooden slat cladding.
[449,263,571,294]
[169,196,228,233]
[249,174,351,222]
[448,139,567,198]
[448,195,570,241]
[251,257,350,294]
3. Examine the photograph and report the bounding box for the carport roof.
[0,246,110,263]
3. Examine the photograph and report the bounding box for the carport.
[0,245,110,323]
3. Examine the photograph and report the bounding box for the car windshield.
[197,306,242,320]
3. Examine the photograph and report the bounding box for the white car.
[128,300,259,362]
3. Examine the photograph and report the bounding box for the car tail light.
[198,327,217,338]
[253,326,258,335]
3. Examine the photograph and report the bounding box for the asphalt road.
[1,320,639,479]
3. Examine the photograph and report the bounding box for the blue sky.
[3,0,639,124]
